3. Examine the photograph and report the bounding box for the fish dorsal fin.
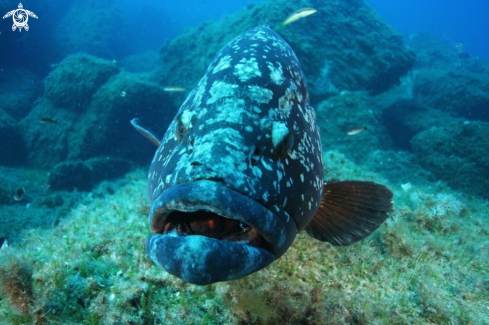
[130,118,161,147]
[305,180,393,246]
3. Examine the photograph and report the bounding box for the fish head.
[146,26,324,285]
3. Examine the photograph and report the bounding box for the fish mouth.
[159,210,268,249]
[146,180,297,285]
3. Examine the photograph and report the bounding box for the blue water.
[1,1,488,68]
[366,0,489,62]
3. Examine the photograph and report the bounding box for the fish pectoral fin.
[130,118,161,147]
[305,180,393,246]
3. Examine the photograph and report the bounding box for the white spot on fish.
[181,110,195,128]
[206,81,238,105]
[272,122,289,149]
[261,159,273,171]
[267,61,284,85]
[234,58,261,82]
[247,85,273,104]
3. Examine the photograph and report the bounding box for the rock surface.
[409,33,489,122]
[21,54,175,168]
[411,120,489,198]
[48,156,133,191]
[153,0,415,105]
[44,53,119,110]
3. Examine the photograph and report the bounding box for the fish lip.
[149,180,297,257]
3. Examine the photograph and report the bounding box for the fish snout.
[188,163,223,183]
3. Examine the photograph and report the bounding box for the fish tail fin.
[305,180,393,246]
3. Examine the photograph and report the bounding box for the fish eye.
[276,132,294,158]
[175,120,187,143]
[251,147,262,166]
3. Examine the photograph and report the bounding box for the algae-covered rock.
[44,53,119,110]
[85,156,133,186]
[315,91,390,162]
[409,32,489,75]
[20,99,77,167]
[0,253,34,316]
[67,71,174,162]
[413,68,489,122]
[411,120,489,198]
[408,33,489,122]
[48,156,132,191]
[154,0,414,104]
[23,64,173,167]
[380,99,462,151]
[409,32,466,70]
[48,160,93,192]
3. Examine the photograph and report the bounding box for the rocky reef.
[153,0,415,105]
[20,53,175,168]
[0,161,487,324]
[412,120,489,198]
[409,33,489,122]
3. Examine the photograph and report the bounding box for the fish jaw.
[146,180,297,285]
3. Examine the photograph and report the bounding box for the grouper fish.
[132,26,393,285]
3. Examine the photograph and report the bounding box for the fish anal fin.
[130,118,161,147]
[305,180,393,246]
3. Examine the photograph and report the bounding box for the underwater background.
[0,0,488,323]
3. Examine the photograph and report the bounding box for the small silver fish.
[347,126,367,135]
[163,86,186,92]
[40,117,57,125]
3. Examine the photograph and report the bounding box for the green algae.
[0,154,487,324]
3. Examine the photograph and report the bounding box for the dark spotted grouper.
[132,26,393,285]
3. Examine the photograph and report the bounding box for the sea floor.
[0,151,488,324]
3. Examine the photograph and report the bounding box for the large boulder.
[44,53,119,110]
[67,71,174,161]
[409,33,489,122]
[153,0,415,105]
[315,91,390,163]
[413,68,489,122]
[21,54,175,168]
[20,99,77,167]
[380,99,460,151]
[411,120,489,198]
[48,156,133,192]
